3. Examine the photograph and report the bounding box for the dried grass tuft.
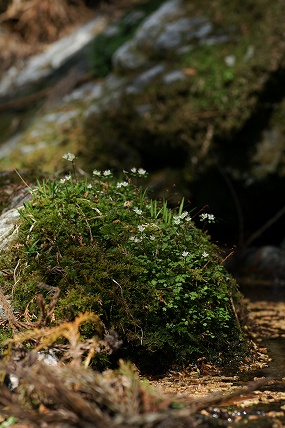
[0,0,93,44]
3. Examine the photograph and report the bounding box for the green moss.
[0,168,250,372]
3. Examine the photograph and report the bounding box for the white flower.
[129,236,142,243]
[133,208,142,215]
[62,153,75,162]
[185,216,192,222]
[173,218,181,225]
[60,175,71,184]
[87,183,92,189]
[181,251,190,257]
[137,168,147,176]
[93,169,101,176]
[149,235,156,241]
[207,214,215,222]
[131,167,137,173]
[180,212,188,219]
[200,213,215,223]
[116,181,129,188]
[137,225,145,232]
[103,169,112,176]
[202,251,209,258]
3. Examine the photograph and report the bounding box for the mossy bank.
[0,161,252,373]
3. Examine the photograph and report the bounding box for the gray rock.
[112,0,225,74]
[112,39,147,71]
[163,70,185,84]
[113,0,184,71]
[0,208,21,251]
[153,18,211,51]
[0,16,107,96]
[126,65,165,94]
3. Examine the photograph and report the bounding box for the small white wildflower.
[133,208,142,215]
[87,183,92,189]
[62,153,75,162]
[181,251,190,257]
[116,181,129,188]
[200,213,215,223]
[137,225,145,232]
[207,214,215,223]
[129,236,142,243]
[60,178,66,184]
[202,251,209,258]
[173,218,181,225]
[103,169,112,176]
[131,167,137,173]
[65,174,71,181]
[185,216,192,222]
[180,212,188,219]
[137,168,147,176]
[93,169,101,176]
[149,235,156,241]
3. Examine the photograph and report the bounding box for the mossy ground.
[0,170,251,373]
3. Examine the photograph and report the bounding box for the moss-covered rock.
[0,169,250,372]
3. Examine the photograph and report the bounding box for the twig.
[230,293,242,335]
[185,377,271,412]
[220,250,234,265]
[14,169,33,190]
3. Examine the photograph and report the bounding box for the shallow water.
[261,338,285,379]
[241,284,285,379]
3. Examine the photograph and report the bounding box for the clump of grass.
[1,155,249,372]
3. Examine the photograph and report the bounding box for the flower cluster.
[200,213,215,223]
[129,223,156,243]
[60,175,71,184]
[173,211,192,225]
[130,167,147,176]
[116,181,128,189]
[92,169,113,177]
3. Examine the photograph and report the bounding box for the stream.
[211,284,285,426]
[242,285,285,380]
